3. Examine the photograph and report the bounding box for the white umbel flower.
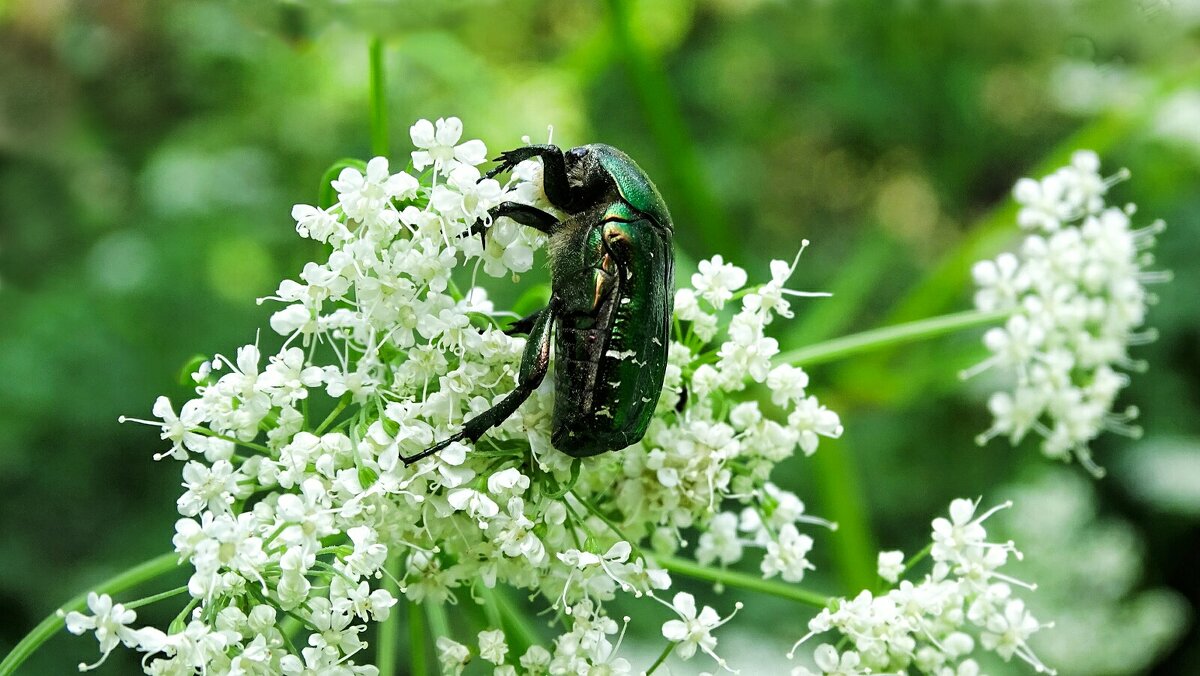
[791,498,1055,676]
[92,118,844,675]
[968,151,1167,476]
[660,592,742,670]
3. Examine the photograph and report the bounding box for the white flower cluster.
[968,150,1167,476]
[68,117,844,674]
[791,498,1054,676]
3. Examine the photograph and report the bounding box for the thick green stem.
[375,557,402,676]
[777,308,1008,368]
[368,37,388,158]
[811,438,877,594]
[645,642,676,675]
[656,555,830,608]
[408,601,428,676]
[0,552,180,676]
[426,602,450,640]
[480,587,539,659]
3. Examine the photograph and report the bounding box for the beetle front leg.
[400,301,557,466]
[484,144,572,210]
[467,201,560,245]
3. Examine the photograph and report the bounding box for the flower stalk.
[655,555,830,608]
[0,552,178,676]
[408,601,427,676]
[777,308,1009,368]
[375,556,403,676]
[645,642,676,675]
[368,37,388,157]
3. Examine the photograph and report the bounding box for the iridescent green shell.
[589,144,674,232]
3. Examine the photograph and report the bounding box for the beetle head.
[564,145,615,203]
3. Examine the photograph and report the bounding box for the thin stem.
[0,552,179,676]
[409,602,428,676]
[368,37,388,158]
[903,542,934,572]
[645,642,676,675]
[314,396,350,435]
[777,308,1008,368]
[655,556,830,608]
[376,556,402,676]
[124,585,189,610]
[784,231,897,348]
[190,427,273,455]
[571,492,636,547]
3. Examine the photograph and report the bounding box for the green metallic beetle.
[400,143,674,465]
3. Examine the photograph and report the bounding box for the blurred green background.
[2,0,1199,673]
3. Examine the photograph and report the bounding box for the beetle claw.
[460,218,488,246]
[484,151,524,181]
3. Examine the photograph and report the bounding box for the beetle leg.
[467,202,561,247]
[504,309,542,336]
[400,301,557,466]
[484,145,572,210]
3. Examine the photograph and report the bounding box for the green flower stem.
[903,542,935,572]
[368,37,388,158]
[655,556,830,608]
[375,557,403,676]
[190,427,273,455]
[408,602,428,676]
[811,437,877,594]
[0,552,179,676]
[645,642,676,675]
[486,587,539,658]
[604,0,731,255]
[776,308,1008,368]
[125,585,188,610]
[777,309,1006,594]
[426,601,450,640]
[315,396,350,435]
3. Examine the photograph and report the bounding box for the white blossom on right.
[790,498,1054,675]
[967,151,1168,476]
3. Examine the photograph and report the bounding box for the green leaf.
[512,283,553,317]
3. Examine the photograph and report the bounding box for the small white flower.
[660,592,741,667]
[791,644,868,676]
[332,156,418,224]
[692,255,748,309]
[877,550,905,584]
[970,152,1164,476]
[762,523,816,582]
[410,117,487,172]
[437,636,471,676]
[477,628,508,665]
[61,593,139,671]
[791,498,1052,676]
[696,512,743,566]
